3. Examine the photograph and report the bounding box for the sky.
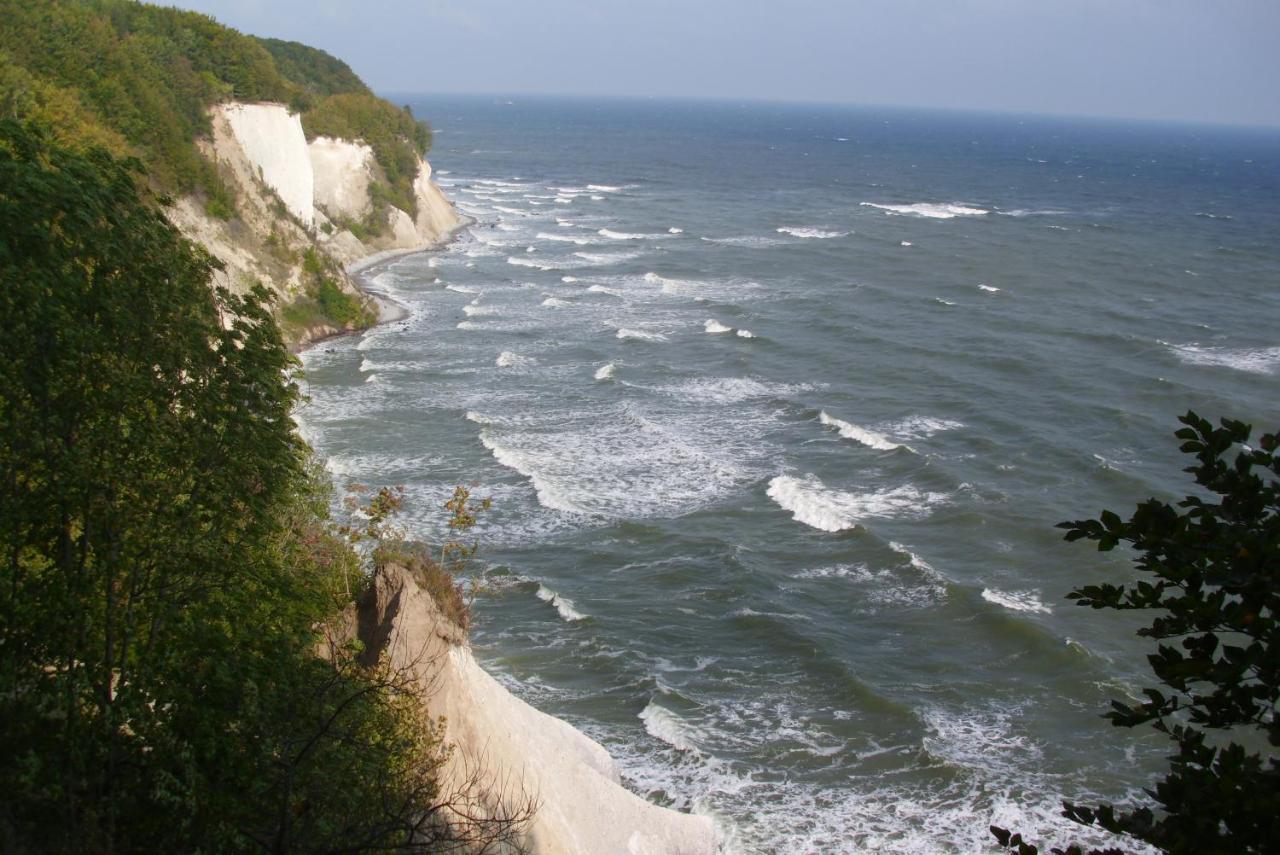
[167,0,1280,127]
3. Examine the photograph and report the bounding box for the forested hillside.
[0,0,430,219]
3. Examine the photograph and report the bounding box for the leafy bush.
[994,412,1280,854]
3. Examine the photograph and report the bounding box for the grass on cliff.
[279,247,377,339]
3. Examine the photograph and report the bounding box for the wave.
[574,250,645,265]
[496,351,533,368]
[463,304,499,316]
[704,319,732,334]
[933,297,956,306]
[982,588,1052,614]
[587,183,623,192]
[1195,211,1234,221]
[900,240,913,247]
[736,329,756,338]
[616,328,668,342]
[658,376,811,405]
[506,256,554,270]
[456,321,480,330]
[541,297,572,307]
[639,701,701,753]
[767,475,945,532]
[535,584,587,622]
[445,284,478,294]
[588,284,624,297]
[536,231,597,245]
[861,202,989,219]
[493,205,531,216]
[598,228,665,240]
[561,275,579,282]
[978,284,1001,293]
[364,373,378,384]
[776,227,848,239]
[700,235,788,248]
[818,412,902,451]
[878,416,964,440]
[594,363,616,380]
[668,227,684,234]
[1163,341,1280,374]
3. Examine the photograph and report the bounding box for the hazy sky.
[168,0,1280,126]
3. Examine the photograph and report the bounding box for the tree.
[0,120,530,852]
[993,412,1280,855]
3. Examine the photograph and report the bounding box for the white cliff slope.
[218,102,314,228]
[361,565,717,855]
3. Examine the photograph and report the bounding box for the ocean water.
[297,97,1280,853]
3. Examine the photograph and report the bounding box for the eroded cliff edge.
[166,101,466,347]
[342,563,717,855]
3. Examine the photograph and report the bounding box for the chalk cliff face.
[355,565,718,855]
[168,101,465,344]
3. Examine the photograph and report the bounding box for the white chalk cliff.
[355,565,717,855]
[168,101,466,344]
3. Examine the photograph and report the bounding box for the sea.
[296,96,1280,853]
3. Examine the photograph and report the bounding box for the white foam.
[767,475,946,532]
[587,183,623,192]
[978,284,1001,293]
[704,319,732,334]
[933,297,956,306]
[818,412,902,451]
[878,416,964,441]
[900,240,913,247]
[463,304,499,316]
[496,351,533,368]
[657,377,811,405]
[736,329,756,338]
[561,275,579,282]
[456,320,480,330]
[1165,342,1280,374]
[861,202,989,219]
[575,250,644,265]
[668,227,684,234]
[537,231,597,245]
[640,702,702,753]
[700,235,788,248]
[598,228,663,240]
[616,328,668,342]
[982,588,1053,614]
[364,373,378,384]
[594,363,616,380]
[494,205,531,216]
[445,284,479,294]
[541,297,572,307]
[776,227,848,239]
[535,584,587,622]
[507,256,554,270]
[588,284,625,297]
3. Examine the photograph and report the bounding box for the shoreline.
[293,214,474,352]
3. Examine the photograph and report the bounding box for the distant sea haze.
[300,97,1280,853]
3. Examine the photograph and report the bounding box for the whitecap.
[818,412,902,451]
[700,235,788,248]
[594,363,616,380]
[574,250,644,265]
[587,184,623,192]
[978,284,1001,293]
[900,240,913,247]
[536,584,587,622]
[496,351,533,368]
[445,284,479,294]
[861,202,989,219]
[537,232,596,245]
[639,701,701,753]
[767,475,945,532]
[541,297,572,307]
[598,228,664,240]
[1164,342,1280,374]
[704,319,732,334]
[364,373,379,384]
[587,284,624,297]
[982,588,1053,614]
[616,328,668,342]
[463,304,499,316]
[776,226,848,239]
[878,416,964,440]
[736,329,756,338]
[933,297,956,306]
[562,275,579,282]
[507,256,554,270]
[668,227,684,234]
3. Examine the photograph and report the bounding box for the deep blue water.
[298,97,1280,853]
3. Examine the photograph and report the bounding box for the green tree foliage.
[303,93,432,219]
[0,121,503,851]
[0,1,428,229]
[255,37,371,99]
[993,412,1279,855]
